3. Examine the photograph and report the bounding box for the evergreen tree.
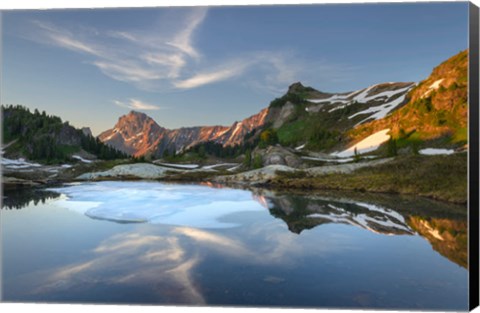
[243,149,252,168]
[387,138,398,157]
[353,147,361,162]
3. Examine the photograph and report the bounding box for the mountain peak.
[128,110,146,116]
[116,110,151,125]
[286,82,327,98]
[99,110,166,156]
[124,110,149,120]
[287,82,306,94]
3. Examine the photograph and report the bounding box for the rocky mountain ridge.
[99,108,269,157]
[99,79,418,157]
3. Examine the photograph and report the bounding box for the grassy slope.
[349,50,468,149]
[272,153,467,204]
[274,95,371,151]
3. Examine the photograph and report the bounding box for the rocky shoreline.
[2,152,467,205]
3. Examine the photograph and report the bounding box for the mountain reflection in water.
[0,182,468,310]
[2,184,467,270]
[262,191,467,268]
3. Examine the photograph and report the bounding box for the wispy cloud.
[165,8,207,59]
[50,35,99,55]
[26,9,353,94]
[29,9,208,90]
[113,99,162,110]
[33,21,103,56]
[96,61,162,82]
[107,31,139,42]
[173,61,249,89]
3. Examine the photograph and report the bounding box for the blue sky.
[2,2,469,135]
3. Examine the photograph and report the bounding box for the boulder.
[76,163,180,180]
[256,145,302,168]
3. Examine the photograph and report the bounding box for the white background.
[0,0,479,313]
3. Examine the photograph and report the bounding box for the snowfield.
[357,84,412,103]
[348,94,408,125]
[331,129,391,158]
[306,83,413,119]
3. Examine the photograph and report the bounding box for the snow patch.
[360,85,412,102]
[331,129,390,158]
[422,79,444,98]
[307,97,350,105]
[307,89,360,104]
[227,165,242,172]
[429,79,444,90]
[295,144,306,151]
[157,163,199,169]
[301,156,354,163]
[348,94,408,124]
[2,157,41,169]
[350,85,376,103]
[202,163,239,170]
[328,104,348,112]
[72,155,93,163]
[419,148,455,155]
[230,122,244,139]
[308,83,412,114]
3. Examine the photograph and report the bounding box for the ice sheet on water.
[48,181,266,228]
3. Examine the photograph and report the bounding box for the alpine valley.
[2,50,468,203]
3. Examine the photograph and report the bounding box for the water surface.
[1,181,468,310]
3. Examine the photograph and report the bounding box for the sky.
[1,2,469,135]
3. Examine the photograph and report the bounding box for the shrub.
[260,128,278,146]
[253,154,263,169]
